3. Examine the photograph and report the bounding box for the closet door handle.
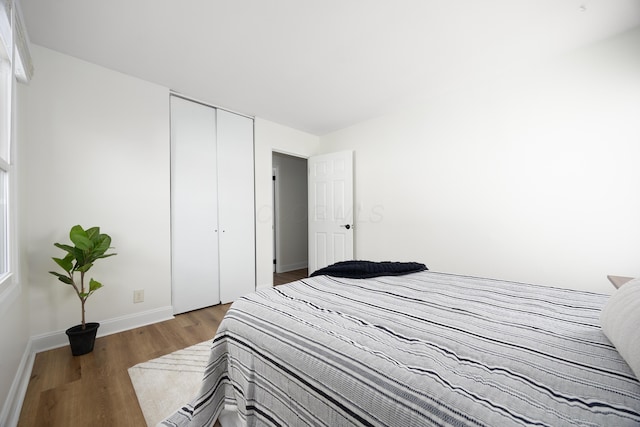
[340,224,351,230]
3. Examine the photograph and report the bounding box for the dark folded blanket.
[310,260,427,279]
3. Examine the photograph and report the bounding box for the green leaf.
[53,243,75,254]
[49,271,74,285]
[73,247,86,268]
[70,225,93,251]
[76,262,94,273]
[52,256,73,273]
[58,276,74,285]
[94,253,117,260]
[92,234,112,257]
[89,278,103,292]
[64,252,75,263]
[86,227,100,240]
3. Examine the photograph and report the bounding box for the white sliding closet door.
[217,109,256,303]
[170,96,220,314]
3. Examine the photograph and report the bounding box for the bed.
[161,268,640,426]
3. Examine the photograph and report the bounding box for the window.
[0,0,32,301]
[0,15,12,292]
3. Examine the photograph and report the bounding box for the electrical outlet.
[133,289,144,303]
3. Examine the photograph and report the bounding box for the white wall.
[21,46,172,340]
[255,119,319,288]
[318,27,640,293]
[273,152,308,273]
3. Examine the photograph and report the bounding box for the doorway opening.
[272,152,308,276]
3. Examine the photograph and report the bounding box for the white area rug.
[128,340,212,426]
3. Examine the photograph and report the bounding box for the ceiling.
[19,0,640,135]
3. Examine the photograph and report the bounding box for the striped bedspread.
[162,271,640,426]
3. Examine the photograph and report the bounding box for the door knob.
[340,224,351,230]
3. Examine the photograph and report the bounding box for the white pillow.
[600,278,640,380]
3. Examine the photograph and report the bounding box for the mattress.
[161,271,640,426]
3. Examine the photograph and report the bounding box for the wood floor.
[274,267,308,286]
[18,268,308,427]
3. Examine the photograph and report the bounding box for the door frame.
[272,166,279,273]
[272,151,309,275]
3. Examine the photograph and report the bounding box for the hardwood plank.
[30,348,82,392]
[274,268,308,286]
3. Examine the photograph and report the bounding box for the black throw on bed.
[310,260,427,279]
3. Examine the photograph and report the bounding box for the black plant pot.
[65,322,100,356]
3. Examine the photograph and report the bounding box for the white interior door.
[170,96,220,314]
[308,150,354,274]
[217,109,256,303]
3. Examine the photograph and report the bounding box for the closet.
[170,95,255,314]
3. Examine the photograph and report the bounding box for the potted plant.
[49,225,117,356]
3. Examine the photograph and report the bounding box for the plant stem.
[80,271,86,330]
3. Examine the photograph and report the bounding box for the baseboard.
[30,305,175,354]
[0,338,34,427]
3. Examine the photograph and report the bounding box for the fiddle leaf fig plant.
[49,225,117,329]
